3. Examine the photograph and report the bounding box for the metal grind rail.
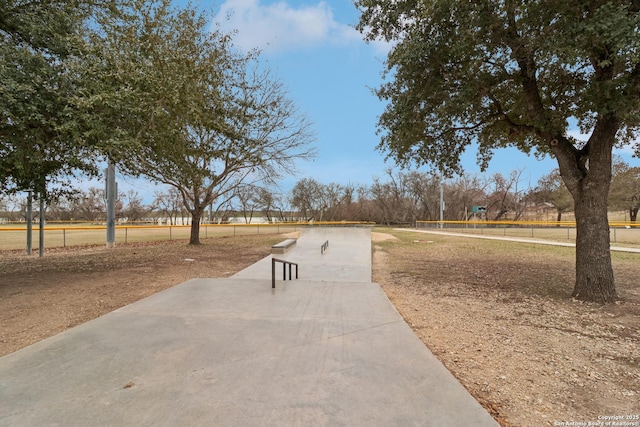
[271,258,299,288]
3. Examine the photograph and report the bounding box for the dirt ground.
[1,230,639,427]
[372,230,639,427]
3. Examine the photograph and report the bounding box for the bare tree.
[152,188,184,225]
[290,178,326,221]
[77,187,107,221]
[405,171,441,220]
[0,194,25,221]
[120,190,149,223]
[233,184,261,223]
[485,170,529,221]
[446,175,487,220]
[369,170,418,225]
[46,194,82,221]
[252,186,285,222]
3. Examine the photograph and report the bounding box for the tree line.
[3,157,639,225]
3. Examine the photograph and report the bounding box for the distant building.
[156,217,193,225]
[227,217,270,224]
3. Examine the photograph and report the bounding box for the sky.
[115,0,640,199]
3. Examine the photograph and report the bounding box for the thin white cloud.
[214,0,367,54]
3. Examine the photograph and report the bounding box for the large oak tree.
[356,0,640,303]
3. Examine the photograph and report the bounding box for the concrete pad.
[234,227,372,283]
[0,278,497,426]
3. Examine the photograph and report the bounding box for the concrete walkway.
[0,227,498,427]
[400,228,640,253]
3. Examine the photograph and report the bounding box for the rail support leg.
[272,258,276,288]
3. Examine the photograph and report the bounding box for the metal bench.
[271,238,297,254]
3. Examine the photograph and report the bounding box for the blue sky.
[208,0,640,187]
[116,0,639,198]
[211,0,393,190]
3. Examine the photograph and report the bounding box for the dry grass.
[373,228,640,427]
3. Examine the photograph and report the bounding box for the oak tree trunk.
[572,190,616,303]
[189,210,203,245]
[552,115,619,304]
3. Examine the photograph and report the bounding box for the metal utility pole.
[38,192,45,257]
[106,162,116,249]
[26,189,33,255]
[439,180,445,229]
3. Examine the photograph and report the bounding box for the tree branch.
[504,1,548,131]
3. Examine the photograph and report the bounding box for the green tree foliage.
[0,1,109,198]
[609,157,640,221]
[89,0,315,244]
[356,0,640,303]
[530,169,574,221]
